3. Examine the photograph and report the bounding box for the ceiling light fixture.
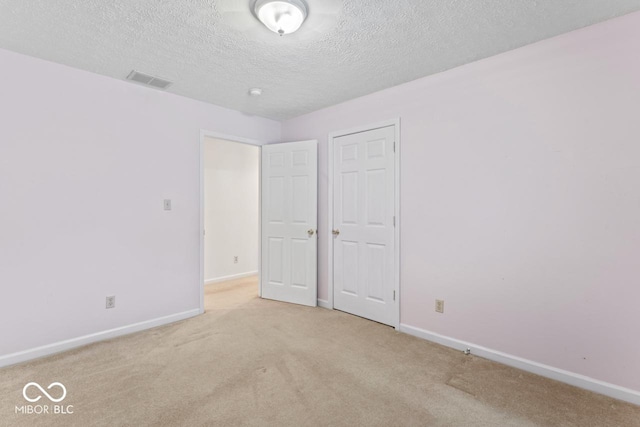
[249,88,263,96]
[254,0,308,36]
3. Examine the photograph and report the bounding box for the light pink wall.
[282,12,640,392]
[0,48,280,356]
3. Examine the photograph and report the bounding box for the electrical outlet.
[106,296,115,309]
[435,299,444,313]
[234,256,238,264]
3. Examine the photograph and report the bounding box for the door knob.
[332,229,340,236]
[307,229,315,236]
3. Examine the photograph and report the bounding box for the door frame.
[327,118,401,329]
[199,130,264,314]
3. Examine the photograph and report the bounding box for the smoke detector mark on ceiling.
[126,70,172,90]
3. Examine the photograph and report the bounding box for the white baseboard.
[0,309,201,368]
[317,299,332,309]
[400,324,640,406]
[205,271,258,285]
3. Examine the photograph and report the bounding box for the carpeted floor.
[1,276,639,426]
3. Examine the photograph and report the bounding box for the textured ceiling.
[1,1,639,120]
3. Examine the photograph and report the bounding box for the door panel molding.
[327,119,400,329]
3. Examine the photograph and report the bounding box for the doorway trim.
[199,130,264,314]
[327,118,401,329]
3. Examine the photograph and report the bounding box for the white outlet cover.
[163,199,172,211]
[106,296,116,309]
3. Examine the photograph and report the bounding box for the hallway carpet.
[1,276,638,426]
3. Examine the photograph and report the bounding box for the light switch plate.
[163,199,172,211]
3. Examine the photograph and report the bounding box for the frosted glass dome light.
[254,0,308,36]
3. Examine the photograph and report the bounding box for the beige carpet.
[1,276,639,426]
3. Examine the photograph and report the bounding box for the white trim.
[393,120,401,330]
[317,299,332,309]
[0,309,200,368]
[205,271,259,284]
[199,130,268,147]
[327,135,334,309]
[400,324,640,406]
[257,147,263,298]
[199,133,205,314]
[327,118,401,329]
[199,130,265,308]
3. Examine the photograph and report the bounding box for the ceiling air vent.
[126,70,173,90]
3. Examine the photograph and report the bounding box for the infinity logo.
[22,382,67,403]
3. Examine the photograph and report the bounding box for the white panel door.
[261,140,317,307]
[333,126,396,325]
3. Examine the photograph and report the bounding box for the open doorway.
[201,135,260,312]
[199,132,319,313]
